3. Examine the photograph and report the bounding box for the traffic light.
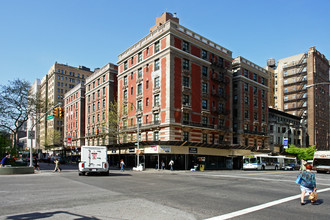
[59,107,64,118]
[53,107,59,118]
[96,128,99,135]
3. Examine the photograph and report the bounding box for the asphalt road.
[0,163,329,220]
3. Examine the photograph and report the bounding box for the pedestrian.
[33,156,40,172]
[120,159,125,172]
[0,155,9,167]
[169,159,174,171]
[161,160,165,170]
[297,164,317,205]
[53,158,61,173]
[300,159,307,171]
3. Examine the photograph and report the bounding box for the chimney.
[150,12,179,33]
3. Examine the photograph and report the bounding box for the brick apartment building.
[85,63,118,147]
[274,47,329,149]
[115,12,253,170]
[64,83,86,153]
[39,63,93,154]
[232,56,269,151]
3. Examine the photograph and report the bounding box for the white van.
[78,146,109,176]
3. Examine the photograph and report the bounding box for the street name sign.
[47,115,54,120]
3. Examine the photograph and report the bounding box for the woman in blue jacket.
[299,164,316,205]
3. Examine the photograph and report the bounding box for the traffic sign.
[47,115,54,120]
[283,138,288,149]
[28,131,35,139]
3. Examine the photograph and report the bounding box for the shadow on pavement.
[6,210,100,220]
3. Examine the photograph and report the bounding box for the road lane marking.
[205,187,330,220]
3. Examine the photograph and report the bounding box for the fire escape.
[283,53,308,117]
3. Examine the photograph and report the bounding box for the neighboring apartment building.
[85,63,118,147]
[64,83,86,150]
[39,63,93,153]
[268,107,302,152]
[116,12,249,170]
[232,57,269,151]
[27,79,41,151]
[274,47,329,149]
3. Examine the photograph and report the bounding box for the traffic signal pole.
[29,102,62,167]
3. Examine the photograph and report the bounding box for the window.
[146,98,149,106]
[138,52,142,62]
[137,100,142,110]
[244,69,248,77]
[244,83,248,92]
[131,86,133,95]
[154,41,160,53]
[253,86,257,94]
[254,112,258,120]
[154,76,160,88]
[262,90,265,98]
[254,99,257,107]
[202,99,208,109]
[123,105,128,114]
[253,73,257,81]
[137,116,142,126]
[97,90,100,97]
[146,115,149,124]
[183,131,189,141]
[183,59,189,70]
[97,101,100,110]
[154,131,159,141]
[137,84,142,95]
[154,59,160,71]
[183,112,189,122]
[138,68,142,78]
[202,134,207,143]
[154,113,159,123]
[202,50,207,59]
[123,90,128,99]
[124,61,128,70]
[183,76,189,87]
[146,80,149,89]
[202,116,208,125]
[182,41,189,52]
[234,95,238,103]
[202,66,208,76]
[183,94,190,105]
[103,75,106,82]
[244,96,249,104]
[154,94,160,106]
[202,83,208,93]
[245,110,249,119]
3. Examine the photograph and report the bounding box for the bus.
[243,154,297,170]
[313,151,330,173]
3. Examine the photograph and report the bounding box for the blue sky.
[0,0,329,84]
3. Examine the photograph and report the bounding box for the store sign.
[111,149,116,153]
[159,146,171,153]
[189,147,198,153]
[129,148,135,153]
[151,145,158,152]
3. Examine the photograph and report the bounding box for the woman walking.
[298,164,316,205]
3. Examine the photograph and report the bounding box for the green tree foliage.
[285,145,316,161]
[44,129,62,148]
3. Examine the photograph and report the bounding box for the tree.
[0,79,31,151]
[101,100,123,144]
[44,129,62,148]
[0,130,11,156]
[285,145,316,161]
